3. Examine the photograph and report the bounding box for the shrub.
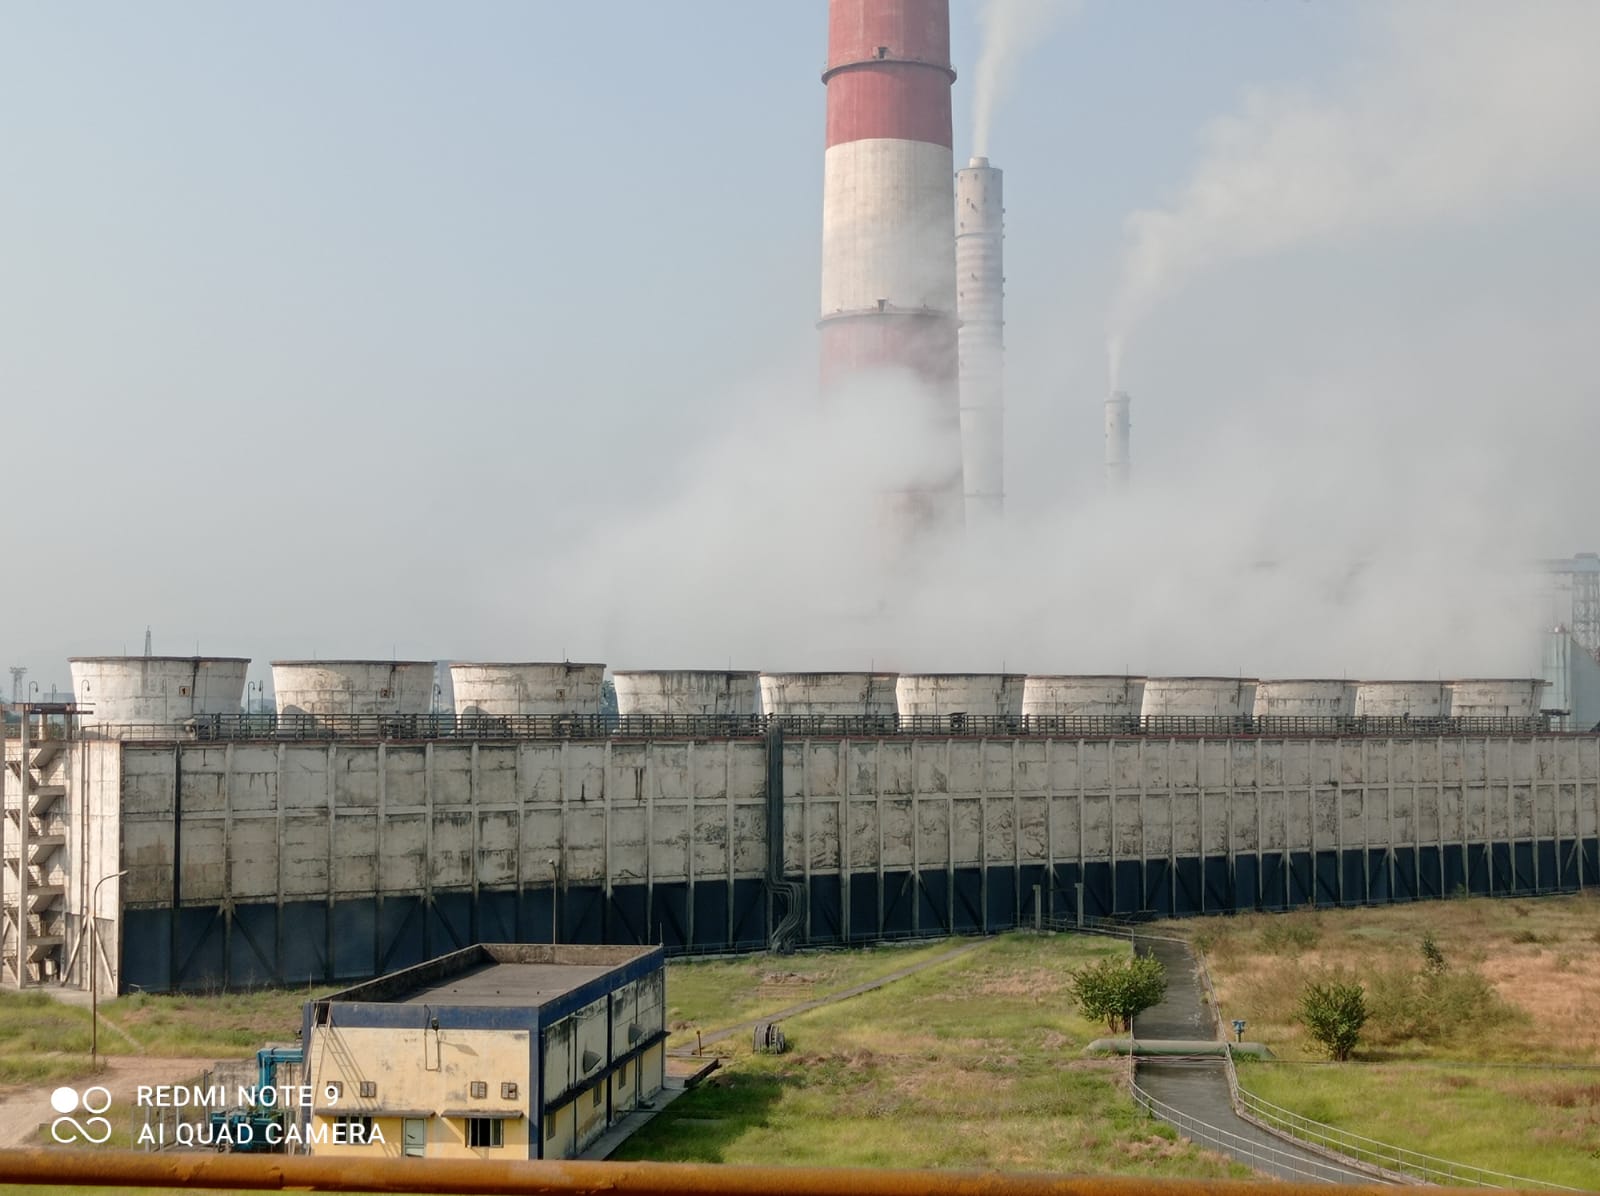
[1420,931,1448,976]
[1366,960,1520,1046]
[1069,955,1168,1032]
[1297,976,1367,1061]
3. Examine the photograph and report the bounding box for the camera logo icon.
[50,1087,113,1145]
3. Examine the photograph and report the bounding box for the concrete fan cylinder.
[760,673,898,717]
[449,663,605,718]
[895,674,1024,719]
[1141,678,1258,719]
[1022,676,1145,718]
[612,671,760,718]
[1446,679,1547,719]
[1353,681,1450,718]
[271,661,437,721]
[69,656,249,731]
[1252,680,1357,718]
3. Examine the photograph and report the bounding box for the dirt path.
[671,940,984,1054]
[0,1056,232,1148]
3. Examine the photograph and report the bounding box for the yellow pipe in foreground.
[0,1149,1443,1196]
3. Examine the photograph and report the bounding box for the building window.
[618,1068,627,1090]
[467,1117,503,1149]
[501,1082,518,1100]
[544,1113,556,1141]
[592,1086,602,1108]
[402,1118,426,1158]
[359,1080,377,1099]
[333,1116,373,1143]
[469,1081,487,1099]
[325,1081,343,1100]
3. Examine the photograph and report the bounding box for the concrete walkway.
[1131,935,1392,1184]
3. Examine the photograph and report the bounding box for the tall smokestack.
[820,0,962,528]
[1105,391,1131,488]
[956,156,1004,522]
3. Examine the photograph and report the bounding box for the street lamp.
[90,869,130,1069]
[547,858,559,945]
[27,681,38,703]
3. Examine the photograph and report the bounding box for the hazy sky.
[3,1,1597,692]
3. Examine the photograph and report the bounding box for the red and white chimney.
[819,0,962,527]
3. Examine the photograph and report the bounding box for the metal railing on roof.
[80,712,1559,743]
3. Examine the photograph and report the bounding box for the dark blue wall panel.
[1112,860,1142,915]
[609,885,650,945]
[1288,852,1314,908]
[731,879,767,949]
[650,883,689,949]
[280,901,327,986]
[918,871,949,934]
[980,868,1011,932]
[332,899,376,980]
[807,876,842,944]
[1417,846,1442,899]
[848,874,880,940]
[1233,854,1261,911]
[1144,859,1172,916]
[122,909,171,992]
[882,871,915,935]
[1204,857,1233,913]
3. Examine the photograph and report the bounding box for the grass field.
[1237,1059,1600,1188]
[661,939,964,1049]
[1159,893,1600,1184]
[618,934,1251,1177]
[0,985,322,1088]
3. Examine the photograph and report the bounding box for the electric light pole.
[90,869,129,1068]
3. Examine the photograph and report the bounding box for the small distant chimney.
[1106,391,1131,488]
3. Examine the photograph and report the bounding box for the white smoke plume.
[971,0,1082,159]
[1108,0,1600,374]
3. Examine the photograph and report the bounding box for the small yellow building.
[300,943,665,1160]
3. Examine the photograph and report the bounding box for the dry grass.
[1174,893,1600,1061]
[1163,894,1600,1186]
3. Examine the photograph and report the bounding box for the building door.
[402,1118,426,1158]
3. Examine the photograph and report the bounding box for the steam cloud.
[971,0,1081,159]
[508,350,1554,680]
[1107,0,1600,379]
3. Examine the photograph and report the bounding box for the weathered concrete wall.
[115,734,1600,990]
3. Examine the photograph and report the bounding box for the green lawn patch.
[1238,1060,1600,1188]
[663,939,968,1048]
[620,933,1252,1177]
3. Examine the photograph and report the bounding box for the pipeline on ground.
[0,1148,1467,1196]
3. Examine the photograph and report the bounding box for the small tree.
[1298,977,1368,1061]
[1069,955,1168,1032]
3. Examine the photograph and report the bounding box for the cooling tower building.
[819,0,963,526]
